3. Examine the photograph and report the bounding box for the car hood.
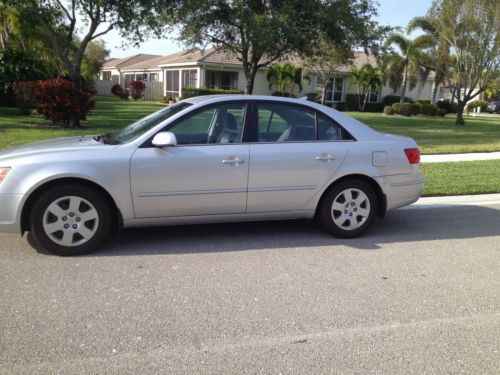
[0,135,112,162]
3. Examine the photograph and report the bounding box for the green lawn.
[348,111,500,154]
[0,96,165,149]
[421,160,500,196]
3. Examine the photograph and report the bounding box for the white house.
[97,48,439,104]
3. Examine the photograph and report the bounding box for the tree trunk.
[362,92,369,111]
[455,101,466,126]
[399,64,408,113]
[431,81,439,104]
[68,73,82,128]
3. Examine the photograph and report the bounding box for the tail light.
[404,148,420,164]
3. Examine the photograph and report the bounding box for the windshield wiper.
[93,133,114,144]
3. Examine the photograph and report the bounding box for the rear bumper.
[376,172,424,212]
[0,193,23,233]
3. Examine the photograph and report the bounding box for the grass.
[348,111,500,154]
[0,96,165,149]
[421,160,500,196]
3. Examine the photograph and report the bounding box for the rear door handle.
[316,153,335,161]
[222,157,245,165]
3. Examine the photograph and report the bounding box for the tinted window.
[318,114,351,141]
[168,103,246,145]
[257,103,315,142]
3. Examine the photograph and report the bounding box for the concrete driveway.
[1,203,499,374]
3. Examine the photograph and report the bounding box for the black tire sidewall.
[319,180,378,238]
[29,184,112,256]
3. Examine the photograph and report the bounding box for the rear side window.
[255,102,353,142]
[257,103,315,142]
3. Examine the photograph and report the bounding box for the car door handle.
[222,157,245,165]
[316,154,336,161]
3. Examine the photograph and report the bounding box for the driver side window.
[168,103,246,145]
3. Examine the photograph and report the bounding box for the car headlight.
[0,167,11,184]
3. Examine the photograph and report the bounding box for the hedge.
[181,87,243,99]
[382,95,414,106]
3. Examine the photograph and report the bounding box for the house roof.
[102,49,436,80]
[101,54,162,69]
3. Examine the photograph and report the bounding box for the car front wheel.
[319,179,377,238]
[29,184,112,256]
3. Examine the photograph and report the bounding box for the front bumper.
[0,193,24,233]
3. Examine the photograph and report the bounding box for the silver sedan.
[0,95,423,255]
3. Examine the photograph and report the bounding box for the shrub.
[111,83,129,99]
[364,102,384,112]
[305,92,319,102]
[159,95,173,104]
[410,103,421,116]
[332,102,346,111]
[437,99,458,114]
[392,102,400,113]
[383,105,394,115]
[467,100,486,111]
[401,102,413,116]
[437,108,447,117]
[12,81,36,115]
[382,95,413,106]
[416,98,431,105]
[13,77,95,125]
[345,94,360,111]
[271,91,294,97]
[181,87,243,99]
[421,103,438,116]
[129,80,146,100]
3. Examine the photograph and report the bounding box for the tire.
[29,184,112,256]
[318,179,378,238]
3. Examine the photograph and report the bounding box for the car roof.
[182,94,311,105]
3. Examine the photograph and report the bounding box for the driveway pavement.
[1,202,499,374]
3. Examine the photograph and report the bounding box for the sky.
[104,0,434,58]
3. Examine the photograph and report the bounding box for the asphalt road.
[1,203,499,374]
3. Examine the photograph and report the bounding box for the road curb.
[405,193,500,209]
[421,152,500,163]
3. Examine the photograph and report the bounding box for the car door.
[130,102,249,218]
[247,102,350,213]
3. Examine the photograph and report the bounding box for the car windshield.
[103,102,192,144]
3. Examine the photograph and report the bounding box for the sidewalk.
[421,151,500,163]
[407,193,500,208]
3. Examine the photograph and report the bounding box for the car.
[485,100,500,113]
[0,95,424,256]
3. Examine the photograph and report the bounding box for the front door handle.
[222,157,245,165]
[316,153,336,161]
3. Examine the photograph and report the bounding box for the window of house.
[124,74,134,88]
[368,89,379,103]
[182,69,198,88]
[102,71,111,80]
[325,78,344,102]
[135,73,147,81]
[166,70,180,99]
[206,71,238,90]
[149,73,159,81]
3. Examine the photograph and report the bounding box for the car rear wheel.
[318,179,377,238]
[29,184,112,256]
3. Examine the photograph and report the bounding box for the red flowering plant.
[13,77,96,126]
[129,80,146,100]
[111,83,129,99]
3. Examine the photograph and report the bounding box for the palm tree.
[407,16,451,104]
[384,33,435,111]
[266,62,306,97]
[348,63,382,111]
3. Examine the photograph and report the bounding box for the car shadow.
[84,204,500,256]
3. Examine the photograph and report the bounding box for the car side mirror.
[152,131,177,147]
